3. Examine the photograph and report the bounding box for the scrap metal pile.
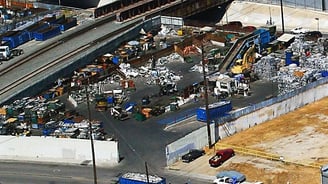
[0,97,107,140]
[66,51,187,122]
[253,37,328,95]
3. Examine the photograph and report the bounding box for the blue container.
[60,17,77,31]
[285,50,293,66]
[63,119,75,124]
[18,31,32,45]
[107,96,114,104]
[25,22,50,39]
[196,101,232,122]
[321,71,328,77]
[2,31,20,49]
[2,31,33,48]
[112,56,120,65]
[34,25,61,41]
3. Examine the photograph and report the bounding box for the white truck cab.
[0,46,11,60]
[0,45,24,61]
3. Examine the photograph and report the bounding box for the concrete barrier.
[0,136,119,167]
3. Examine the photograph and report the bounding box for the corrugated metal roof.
[277,33,295,42]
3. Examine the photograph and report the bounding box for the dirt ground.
[170,96,328,184]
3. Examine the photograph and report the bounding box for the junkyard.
[1,0,328,183]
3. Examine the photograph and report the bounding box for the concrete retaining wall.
[166,77,328,165]
[0,136,119,167]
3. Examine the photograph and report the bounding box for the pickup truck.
[213,171,263,184]
[213,176,263,184]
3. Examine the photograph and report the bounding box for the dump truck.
[118,172,166,184]
[0,45,24,61]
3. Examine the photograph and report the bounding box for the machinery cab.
[0,46,11,60]
[231,44,256,75]
[214,77,238,97]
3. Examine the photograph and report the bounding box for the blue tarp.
[63,119,75,124]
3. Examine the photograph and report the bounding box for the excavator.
[230,44,257,79]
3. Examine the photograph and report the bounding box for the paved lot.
[223,1,328,33]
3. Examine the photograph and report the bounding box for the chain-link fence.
[241,0,326,11]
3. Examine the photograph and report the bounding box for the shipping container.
[1,30,31,49]
[34,25,61,41]
[196,101,232,122]
[119,172,166,184]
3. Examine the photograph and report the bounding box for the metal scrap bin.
[196,101,232,122]
[134,112,146,121]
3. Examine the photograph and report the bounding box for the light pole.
[85,79,98,184]
[315,17,319,31]
[201,45,212,148]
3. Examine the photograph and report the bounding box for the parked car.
[290,27,309,34]
[304,31,322,41]
[209,148,235,167]
[181,149,205,163]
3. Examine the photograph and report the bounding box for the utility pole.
[280,0,285,33]
[85,79,98,184]
[145,162,150,184]
[201,44,212,148]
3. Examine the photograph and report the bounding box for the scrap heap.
[253,37,328,95]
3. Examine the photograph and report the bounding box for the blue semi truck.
[119,172,166,184]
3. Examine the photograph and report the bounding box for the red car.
[209,148,235,167]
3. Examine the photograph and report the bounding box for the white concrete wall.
[0,136,119,167]
[166,80,328,165]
